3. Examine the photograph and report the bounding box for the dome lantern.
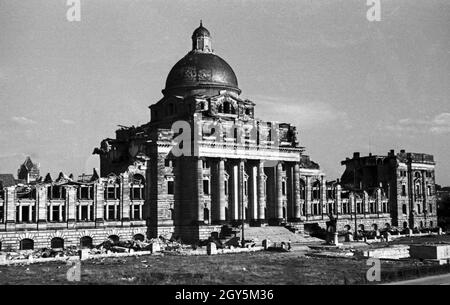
[192,20,212,53]
[163,23,240,96]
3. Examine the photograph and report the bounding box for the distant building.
[17,157,40,184]
[341,149,438,229]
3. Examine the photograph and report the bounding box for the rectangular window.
[203,179,210,195]
[107,187,116,200]
[22,206,30,222]
[52,205,59,222]
[133,205,140,220]
[0,206,4,222]
[132,187,143,200]
[108,205,116,220]
[81,205,88,221]
[224,180,228,195]
[167,181,174,195]
[282,181,286,196]
[401,185,406,196]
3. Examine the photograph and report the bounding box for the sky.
[0,0,449,184]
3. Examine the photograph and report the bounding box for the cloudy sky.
[0,0,449,184]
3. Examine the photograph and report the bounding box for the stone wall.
[0,226,148,251]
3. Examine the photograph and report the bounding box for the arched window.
[20,238,34,250]
[415,183,421,197]
[133,234,145,241]
[131,174,145,200]
[108,235,120,245]
[223,101,231,113]
[80,236,93,248]
[51,237,64,249]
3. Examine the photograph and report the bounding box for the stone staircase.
[235,226,322,245]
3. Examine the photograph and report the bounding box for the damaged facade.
[0,24,438,250]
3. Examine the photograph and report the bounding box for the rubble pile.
[0,235,263,263]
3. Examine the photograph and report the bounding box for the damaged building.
[0,23,438,250]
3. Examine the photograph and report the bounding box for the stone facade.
[0,24,439,250]
[340,150,438,230]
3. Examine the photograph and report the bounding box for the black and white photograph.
[0,0,449,297]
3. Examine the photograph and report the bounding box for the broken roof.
[0,174,17,188]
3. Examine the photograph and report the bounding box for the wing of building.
[0,24,438,250]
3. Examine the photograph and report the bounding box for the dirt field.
[0,250,420,285]
[1,235,450,285]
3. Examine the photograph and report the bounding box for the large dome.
[162,23,240,96]
[163,52,240,95]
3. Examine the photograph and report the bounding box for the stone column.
[211,158,226,224]
[5,187,16,230]
[364,191,369,214]
[66,186,77,228]
[18,203,22,223]
[36,185,48,229]
[238,160,245,221]
[321,178,327,215]
[275,162,283,220]
[257,161,266,222]
[49,201,53,222]
[120,173,131,225]
[218,159,226,222]
[105,204,109,220]
[336,184,342,215]
[230,162,239,221]
[95,178,105,226]
[293,163,301,220]
[195,158,204,223]
[58,204,63,221]
[248,162,258,222]
[305,176,311,217]
[376,188,382,213]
